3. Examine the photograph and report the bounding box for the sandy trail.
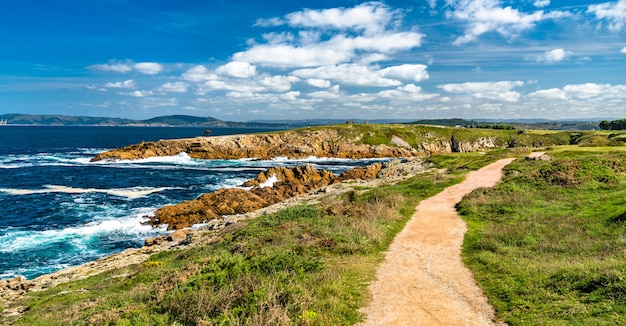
[359,158,515,326]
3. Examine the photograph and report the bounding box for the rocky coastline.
[3,126,501,320]
[90,128,500,162]
[0,157,434,316]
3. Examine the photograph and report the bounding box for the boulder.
[339,163,383,181]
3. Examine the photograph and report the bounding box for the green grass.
[6,154,497,325]
[459,150,626,325]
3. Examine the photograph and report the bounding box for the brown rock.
[168,229,191,242]
[339,163,383,181]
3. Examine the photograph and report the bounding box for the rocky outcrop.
[91,129,421,162]
[90,127,504,162]
[148,163,392,230]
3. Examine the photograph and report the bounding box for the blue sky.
[1,0,625,121]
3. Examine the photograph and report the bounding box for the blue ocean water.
[0,126,382,279]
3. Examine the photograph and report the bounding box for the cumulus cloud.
[215,61,257,78]
[533,0,550,8]
[234,2,423,68]
[126,90,154,97]
[233,45,353,68]
[447,0,569,45]
[377,84,438,101]
[438,81,525,102]
[283,2,399,35]
[588,0,626,32]
[378,64,429,82]
[621,46,626,53]
[134,62,164,75]
[89,61,164,74]
[292,64,401,87]
[104,79,136,88]
[527,88,566,99]
[533,48,570,63]
[182,65,218,82]
[528,83,626,100]
[306,78,332,88]
[158,82,189,93]
[90,62,133,73]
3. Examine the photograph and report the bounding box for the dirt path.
[359,158,515,326]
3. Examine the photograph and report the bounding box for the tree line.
[599,119,626,130]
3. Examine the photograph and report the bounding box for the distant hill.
[0,114,289,128]
[0,114,606,130]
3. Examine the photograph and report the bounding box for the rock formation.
[148,163,387,230]
[91,128,502,162]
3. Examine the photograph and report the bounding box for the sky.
[0,0,625,121]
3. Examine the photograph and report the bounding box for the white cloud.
[588,0,626,32]
[197,75,298,95]
[438,81,525,102]
[377,84,438,101]
[134,62,163,75]
[258,75,300,92]
[292,64,401,87]
[126,90,154,97]
[533,0,550,8]
[105,79,136,89]
[527,88,566,99]
[89,61,164,74]
[534,48,570,63]
[327,32,424,54]
[307,85,342,99]
[139,97,179,108]
[233,2,422,68]
[378,64,429,82]
[182,65,218,82]
[233,44,353,68]
[563,83,621,99]
[284,2,398,35]
[158,82,189,93]
[306,78,332,88]
[528,83,626,101]
[621,47,626,53]
[215,61,257,78]
[254,17,283,27]
[447,0,569,45]
[90,62,133,73]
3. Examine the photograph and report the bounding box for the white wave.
[0,210,166,254]
[0,185,170,200]
[0,163,33,169]
[113,152,198,165]
[259,175,278,188]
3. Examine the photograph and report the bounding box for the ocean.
[0,126,383,280]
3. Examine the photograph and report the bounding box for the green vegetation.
[299,123,574,149]
[599,118,626,130]
[7,153,498,325]
[459,150,626,325]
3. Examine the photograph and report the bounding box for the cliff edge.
[91,126,503,162]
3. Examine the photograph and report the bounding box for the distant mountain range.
[0,114,417,128]
[0,113,608,130]
[0,114,288,127]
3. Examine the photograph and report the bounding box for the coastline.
[0,158,433,313]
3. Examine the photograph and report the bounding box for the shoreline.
[0,158,433,309]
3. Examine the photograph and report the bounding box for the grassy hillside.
[459,149,626,325]
[294,123,623,149]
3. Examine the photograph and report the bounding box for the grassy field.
[5,151,507,325]
[459,149,626,325]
